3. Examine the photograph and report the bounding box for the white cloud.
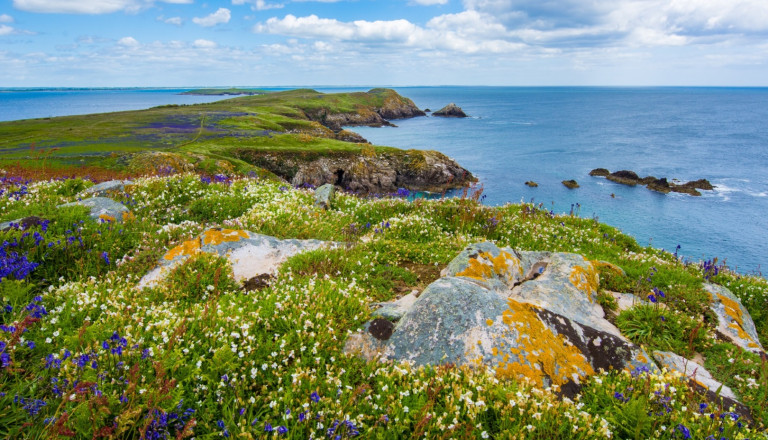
[256,15,422,42]
[0,14,13,23]
[0,24,14,35]
[117,36,140,47]
[411,0,448,5]
[192,7,231,26]
[12,0,141,14]
[193,38,217,48]
[164,16,183,25]
[232,0,283,10]
[160,0,193,3]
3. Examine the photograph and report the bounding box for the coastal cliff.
[0,88,467,194]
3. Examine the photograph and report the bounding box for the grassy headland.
[0,89,766,438]
[179,88,269,96]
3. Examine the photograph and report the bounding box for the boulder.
[670,185,701,196]
[705,283,765,354]
[432,103,468,118]
[314,183,335,210]
[372,290,420,322]
[138,229,335,289]
[683,179,715,190]
[1,216,48,232]
[653,351,737,400]
[606,170,641,186]
[588,168,610,177]
[524,181,538,187]
[345,243,658,389]
[57,197,131,223]
[562,180,579,189]
[82,180,132,197]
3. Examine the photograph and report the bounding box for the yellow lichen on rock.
[456,251,519,281]
[122,211,136,222]
[163,239,201,261]
[494,299,594,387]
[590,260,623,275]
[569,264,599,300]
[202,229,249,246]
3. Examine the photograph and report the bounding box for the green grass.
[1,172,766,438]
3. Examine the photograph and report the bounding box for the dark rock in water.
[525,181,538,187]
[562,180,579,189]
[671,185,701,196]
[606,170,641,185]
[681,179,715,191]
[588,168,610,177]
[646,177,671,194]
[433,103,468,118]
[423,108,431,113]
[639,175,657,185]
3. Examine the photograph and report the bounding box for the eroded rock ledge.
[590,168,715,196]
[233,149,476,194]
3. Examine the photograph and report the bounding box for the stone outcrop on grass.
[138,229,335,289]
[345,242,657,390]
[313,183,335,210]
[57,197,131,223]
[82,180,133,197]
[705,283,765,355]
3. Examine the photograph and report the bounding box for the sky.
[1,0,768,87]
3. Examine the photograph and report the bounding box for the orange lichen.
[98,214,116,223]
[486,319,494,326]
[717,293,744,327]
[122,211,136,222]
[569,264,599,300]
[456,251,520,281]
[493,299,594,387]
[163,239,201,261]
[202,229,249,246]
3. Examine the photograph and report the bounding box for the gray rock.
[314,183,335,210]
[1,216,48,232]
[433,103,468,118]
[57,197,130,223]
[653,351,737,400]
[705,283,764,354]
[138,229,335,289]
[372,290,420,321]
[82,180,132,197]
[345,242,658,388]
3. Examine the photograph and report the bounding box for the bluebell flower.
[647,294,657,303]
[101,251,110,265]
[310,391,320,403]
[264,423,273,432]
[277,426,288,435]
[676,424,691,439]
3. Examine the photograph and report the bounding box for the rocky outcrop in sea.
[590,168,715,196]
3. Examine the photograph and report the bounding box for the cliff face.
[233,149,475,194]
[301,88,426,132]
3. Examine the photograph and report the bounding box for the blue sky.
[1,0,768,86]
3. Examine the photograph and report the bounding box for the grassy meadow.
[1,171,767,439]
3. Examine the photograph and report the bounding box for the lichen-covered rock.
[606,170,641,186]
[82,180,132,197]
[705,283,764,354]
[653,351,737,400]
[314,183,335,210]
[588,168,610,177]
[57,197,131,223]
[372,290,419,321]
[440,242,524,291]
[345,242,657,388]
[138,229,334,289]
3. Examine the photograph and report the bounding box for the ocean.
[1,87,766,273]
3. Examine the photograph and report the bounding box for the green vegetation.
[179,88,269,96]
[0,88,416,177]
[1,172,766,438]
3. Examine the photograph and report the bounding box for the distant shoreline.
[179,88,268,96]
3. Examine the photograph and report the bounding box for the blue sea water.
[1,87,766,273]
